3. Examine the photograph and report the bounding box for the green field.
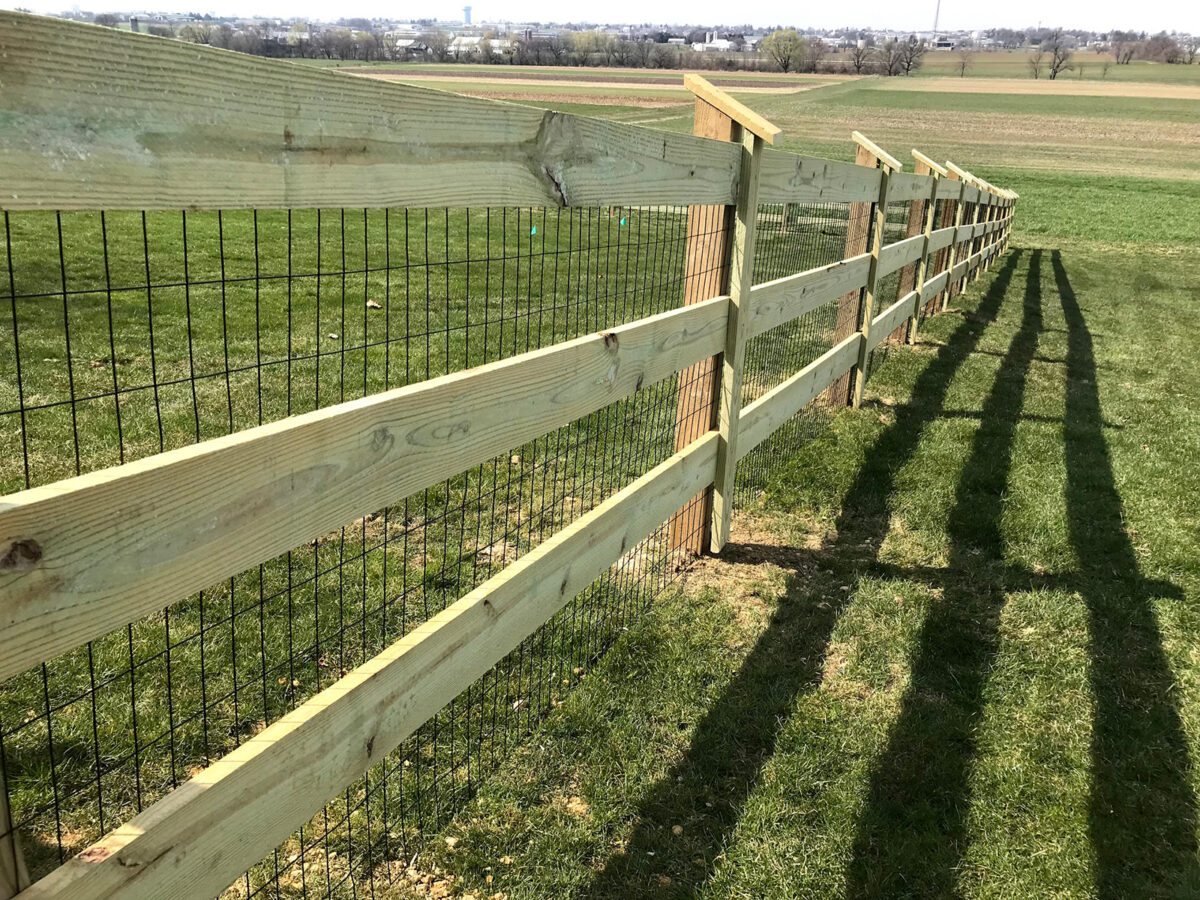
[380,72,1200,899]
[3,53,1198,899]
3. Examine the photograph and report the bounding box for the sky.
[5,0,1198,32]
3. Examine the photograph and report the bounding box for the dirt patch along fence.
[0,12,1016,900]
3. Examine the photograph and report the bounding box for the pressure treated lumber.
[877,233,925,280]
[758,150,882,205]
[868,291,920,351]
[0,12,740,210]
[710,129,764,554]
[927,226,956,254]
[851,131,903,172]
[18,433,719,900]
[824,141,883,405]
[0,773,29,900]
[850,149,895,408]
[736,333,862,456]
[669,89,739,555]
[0,297,727,682]
[745,253,871,340]
[886,172,934,203]
[682,74,781,145]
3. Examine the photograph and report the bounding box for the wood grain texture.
[922,269,950,300]
[867,290,919,351]
[850,131,902,171]
[877,233,924,280]
[0,12,740,210]
[746,253,871,340]
[20,432,719,900]
[710,130,763,554]
[758,149,882,205]
[886,172,935,203]
[905,168,942,345]
[824,143,880,406]
[683,74,781,144]
[0,297,727,681]
[0,772,29,900]
[736,333,861,457]
[851,165,891,407]
[670,97,737,556]
[927,226,956,254]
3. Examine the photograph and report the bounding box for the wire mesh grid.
[0,203,727,896]
[734,200,869,505]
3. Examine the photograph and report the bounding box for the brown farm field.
[346,64,1200,183]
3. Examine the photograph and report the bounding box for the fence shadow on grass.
[578,251,1025,899]
[844,250,1198,898]
[1053,249,1199,898]
[843,249,1045,898]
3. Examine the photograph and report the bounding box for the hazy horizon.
[2,0,1197,34]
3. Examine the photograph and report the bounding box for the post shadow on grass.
[1053,249,1199,897]
[843,250,1044,898]
[578,251,1026,899]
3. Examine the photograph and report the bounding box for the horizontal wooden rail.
[736,333,862,456]
[867,291,919,352]
[0,297,727,682]
[928,226,956,254]
[885,172,933,203]
[877,234,924,280]
[0,12,743,210]
[746,253,871,340]
[757,149,882,205]
[20,432,719,900]
[922,269,950,299]
[935,178,963,200]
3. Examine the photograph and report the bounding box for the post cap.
[683,74,782,145]
[851,131,903,171]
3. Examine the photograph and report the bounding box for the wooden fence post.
[934,164,962,311]
[669,74,779,556]
[907,150,947,345]
[711,127,766,552]
[849,131,901,409]
[1,772,30,900]
[944,161,979,304]
[825,134,890,405]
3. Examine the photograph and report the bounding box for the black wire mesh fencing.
[0,203,734,897]
[0,186,945,896]
[734,200,870,506]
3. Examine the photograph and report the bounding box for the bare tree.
[898,35,926,75]
[1187,39,1199,65]
[803,37,827,73]
[544,34,571,64]
[1028,47,1045,78]
[93,12,120,27]
[1046,30,1073,79]
[876,38,904,76]
[955,48,974,76]
[849,43,870,74]
[1101,58,1113,78]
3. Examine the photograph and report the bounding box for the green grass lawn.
[4,60,1197,899]
[401,225,1200,900]
[377,74,1200,900]
[0,195,845,893]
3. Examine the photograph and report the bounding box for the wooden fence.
[0,11,1015,899]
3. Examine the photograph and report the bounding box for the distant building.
[691,30,736,51]
[462,5,471,25]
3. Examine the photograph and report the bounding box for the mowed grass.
[0,196,838,891]
[379,67,1200,899]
